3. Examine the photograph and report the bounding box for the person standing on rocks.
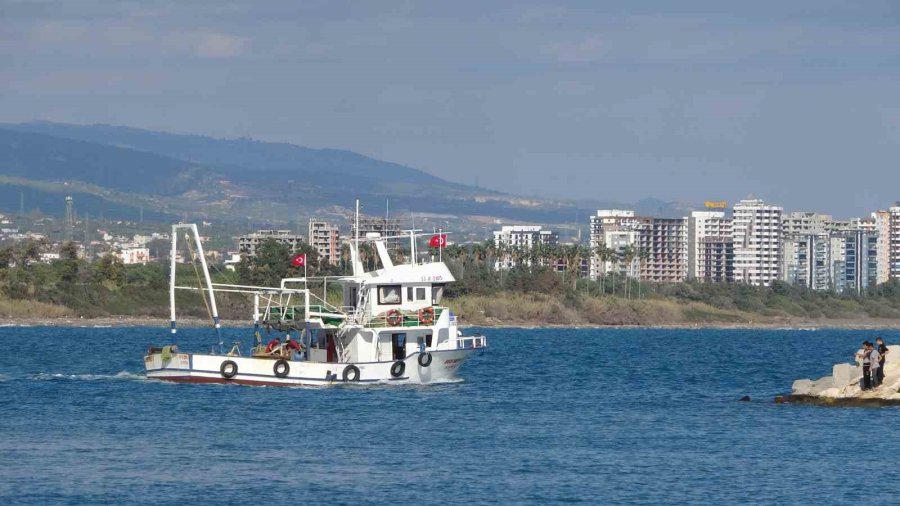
[876,337,888,387]
[857,341,873,390]
[869,342,882,388]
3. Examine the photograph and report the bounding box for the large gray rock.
[792,376,835,396]
[792,379,814,395]
[832,363,861,388]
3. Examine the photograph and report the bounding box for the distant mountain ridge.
[0,121,694,231]
[4,121,461,189]
[0,128,206,196]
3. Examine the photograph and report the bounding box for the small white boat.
[144,214,487,387]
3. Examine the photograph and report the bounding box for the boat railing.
[364,306,446,328]
[457,335,487,349]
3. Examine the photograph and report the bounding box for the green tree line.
[3,236,900,321]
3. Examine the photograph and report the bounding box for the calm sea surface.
[2,326,900,504]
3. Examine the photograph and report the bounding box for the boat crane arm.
[169,224,223,341]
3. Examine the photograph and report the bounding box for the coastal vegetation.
[2,238,900,326]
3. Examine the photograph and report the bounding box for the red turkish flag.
[429,234,447,248]
[291,254,306,267]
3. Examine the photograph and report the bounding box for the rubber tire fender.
[342,364,361,382]
[418,352,433,368]
[220,360,238,379]
[390,360,405,378]
[273,359,290,378]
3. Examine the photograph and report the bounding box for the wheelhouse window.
[406,286,429,301]
[378,285,402,305]
[431,284,445,304]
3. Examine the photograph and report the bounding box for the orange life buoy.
[386,309,403,326]
[419,306,435,325]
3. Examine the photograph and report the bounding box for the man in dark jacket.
[875,337,889,387]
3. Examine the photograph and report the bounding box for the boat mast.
[350,199,363,276]
[169,224,177,337]
[170,224,223,343]
[190,223,222,341]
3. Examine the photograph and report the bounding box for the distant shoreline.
[4,315,900,330]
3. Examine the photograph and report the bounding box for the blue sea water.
[2,326,900,505]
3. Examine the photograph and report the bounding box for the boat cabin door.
[391,333,406,360]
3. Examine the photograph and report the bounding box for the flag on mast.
[429,234,447,248]
[291,254,306,267]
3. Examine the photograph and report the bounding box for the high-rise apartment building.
[589,210,639,279]
[782,212,831,236]
[598,229,638,277]
[493,225,559,271]
[830,229,878,294]
[733,199,783,286]
[636,217,688,283]
[870,211,891,285]
[308,219,341,265]
[351,217,402,250]
[891,205,900,280]
[688,211,733,282]
[781,212,832,289]
[238,230,304,256]
[783,234,831,290]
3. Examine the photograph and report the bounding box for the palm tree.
[339,243,351,273]
[472,241,486,268]
[577,244,591,291]
[529,241,542,272]
[621,245,636,299]
[561,244,587,290]
[609,247,621,296]
[637,248,650,299]
[593,244,612,296]
[553,243,564,272]
[445,243,466,276]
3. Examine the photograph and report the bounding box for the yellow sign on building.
[704,201,727,209]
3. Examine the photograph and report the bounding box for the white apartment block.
[589,210,638,279]
[733,199,783,286]
[871,210,891,284]
[599,229,638,277]
[891,205,900,281]
[493,225,559,271]
[308,219,341,265]
[119,247,150,265]
[688,211,733,282]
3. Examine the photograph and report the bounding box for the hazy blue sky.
[2,1,899,216]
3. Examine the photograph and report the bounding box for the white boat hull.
[144,348,480,387]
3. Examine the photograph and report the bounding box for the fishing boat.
[143,217,487,386]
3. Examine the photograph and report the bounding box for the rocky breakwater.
[780,345,900,406]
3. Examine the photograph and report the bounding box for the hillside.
[5,121,455,189]
[0,122,600,227]
[0,129,207,196]
[0,122,698,231]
